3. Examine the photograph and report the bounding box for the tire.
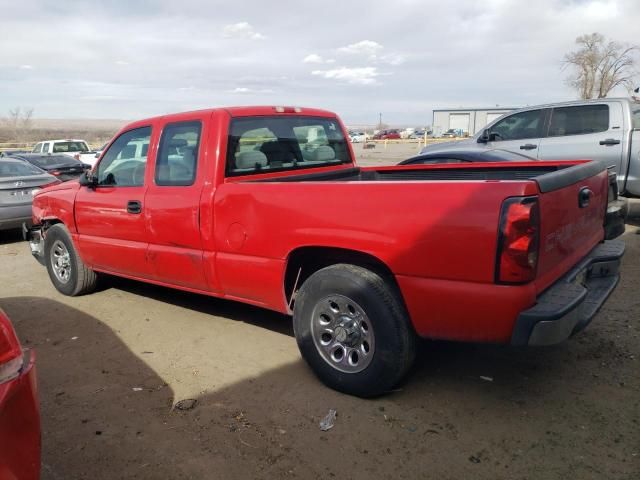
[293,264,416,397]
[44,224,97,296]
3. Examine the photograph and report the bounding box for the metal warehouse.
[432,107,520,137]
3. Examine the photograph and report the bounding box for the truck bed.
[256,160,602,193]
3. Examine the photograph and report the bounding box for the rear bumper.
[0,205,32,231]
[0,350,40,480]
[604,198,628,240]
[511,240,624,346]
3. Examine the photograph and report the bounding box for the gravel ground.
[0,150,638,479]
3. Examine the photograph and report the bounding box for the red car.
[373,129,401,140]
[0,308,40,480]
[26,106,624,397]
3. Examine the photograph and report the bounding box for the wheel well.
[284,247,398,306]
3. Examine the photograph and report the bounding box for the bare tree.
[3,107,35,142]
[563,33,638,99]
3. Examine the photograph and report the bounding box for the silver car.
[0,157,60,231]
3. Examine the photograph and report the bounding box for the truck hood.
[33,179,80,197]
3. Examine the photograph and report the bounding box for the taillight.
[0,311,23,384]
[50,170,61,176]
[74,153,81,160]
[495,196,540,284]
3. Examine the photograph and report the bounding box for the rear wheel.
[44,224,97,296]
[293,264,416,397]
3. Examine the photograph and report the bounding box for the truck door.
[75,126,153,277]
[537,103,624,172]
[144,119,209,291]
[484,108,548,157]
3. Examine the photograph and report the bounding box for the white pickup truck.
[32,139,98,167]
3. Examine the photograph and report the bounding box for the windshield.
[52,141,89,153]
[226,116,351,176]
[0,161,44,177]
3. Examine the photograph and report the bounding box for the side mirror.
[95,152,100,158]
[478,129,490,143]
[78,171,97,188]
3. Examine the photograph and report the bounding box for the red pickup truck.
[26,106,625,397]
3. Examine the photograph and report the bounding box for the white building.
[432,107,520,137]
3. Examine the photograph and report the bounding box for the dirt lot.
[0,158,639,479]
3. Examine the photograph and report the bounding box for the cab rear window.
[226,116,351,176]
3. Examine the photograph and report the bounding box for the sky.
[0,0,639,125]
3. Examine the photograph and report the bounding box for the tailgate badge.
[14,181,24,187]
[578,187,592,208]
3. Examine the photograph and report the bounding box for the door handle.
[519,144,537,150]
[127,200,142,214]
[599,138,621,146]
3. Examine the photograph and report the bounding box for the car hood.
[419,138,475,154]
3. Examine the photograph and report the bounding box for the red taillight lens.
[50,170,61,176]
[74,153,80,160]
[0,311,23,384]
[496,196,540,284]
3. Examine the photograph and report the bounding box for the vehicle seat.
[307,145,336,162]
[259,140,303,165]
[235,151,268,170]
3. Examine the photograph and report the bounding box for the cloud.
[19,64,34,69]
[380,54,406,66]
[338,40,384,57]
[114,60,129,66]
[229,87,274,94]
[312,67,381,85]
[302,54,335,64]
[222,22,265,40]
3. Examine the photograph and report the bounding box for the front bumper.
[511,239,625,346]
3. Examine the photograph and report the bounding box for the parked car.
[26,105,624,398]
[420,97,640,197]
[9,153,90,182]
[0,157,60,230]
[373,129,400,140]
[400,128,415,139]
[0,307,40,480]
[408,129,428,139]
[0,149,30,157]
[441,128,459,138]
[349,132,368,143]
[399,148,537,165]
[31,139,98,166]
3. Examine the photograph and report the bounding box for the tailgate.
[534,161,608,293]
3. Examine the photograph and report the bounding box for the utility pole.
[378,113,382,128]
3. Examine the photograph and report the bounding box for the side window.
[155,122,201,186]
[97,126,151,187]
[633,107,640,130]
[548,105,609,137]
[33,143,42,153]
[42,142,50,153]
[490,109,545,141]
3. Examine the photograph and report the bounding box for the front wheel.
[293,264,416,397]
[44,224,98,296]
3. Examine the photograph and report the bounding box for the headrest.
[236,150,268,170]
